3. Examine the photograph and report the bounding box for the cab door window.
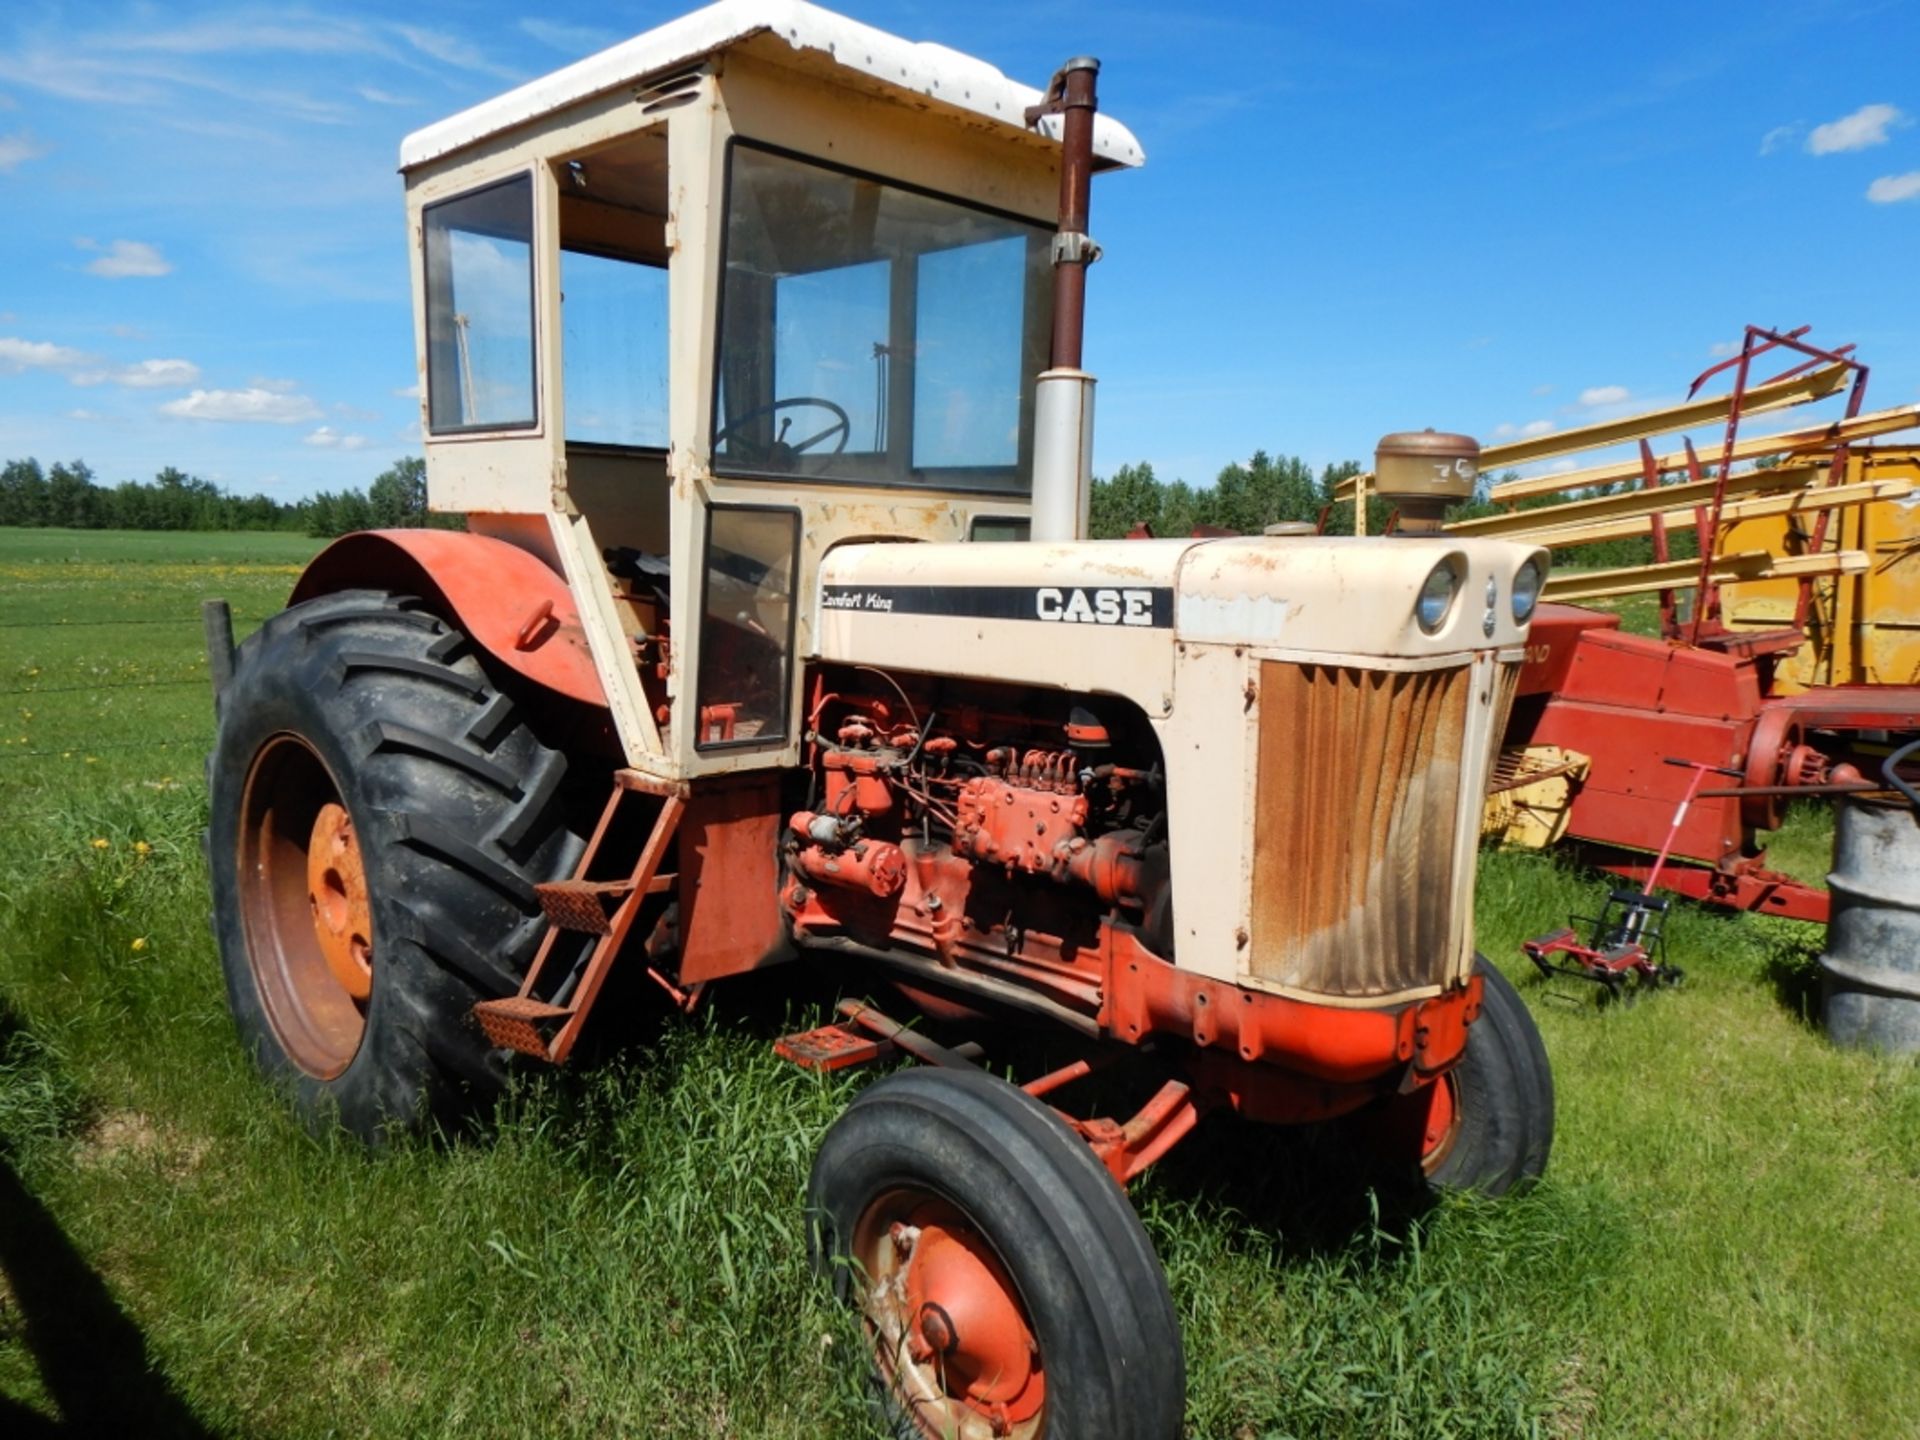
[423,175,536,433]
[695,506,800,749]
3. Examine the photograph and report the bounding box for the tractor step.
[772,1002,988,1076]
[472,786,685,1065]
[536,874,674,934]
[473,996,572,1057]
[773,1024,894,1071]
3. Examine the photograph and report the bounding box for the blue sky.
[0,0,1916,501]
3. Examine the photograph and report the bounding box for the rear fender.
[290,530,607,708]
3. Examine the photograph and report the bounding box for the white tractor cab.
[205,4,1554,1433]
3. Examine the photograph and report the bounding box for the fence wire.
[1,602,230,764]
[0,614,269,629]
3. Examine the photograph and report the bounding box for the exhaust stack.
[1028,58,1101,543]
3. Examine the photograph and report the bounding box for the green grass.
[2,529,1917,1438]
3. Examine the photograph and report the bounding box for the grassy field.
[1,528,1915,1438]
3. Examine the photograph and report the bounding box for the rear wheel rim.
[851,1187,1046,1440]
[1418,1072,1461,1176]
[238,734,372,1078]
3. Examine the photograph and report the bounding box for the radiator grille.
[1248,660,1473,998]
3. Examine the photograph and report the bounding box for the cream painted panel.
[398,0,1145,174]
[425,437,559,515]
[545,510,667,762]
[1152,641,1257,986]
[1174,536,1548,657]
[718,50,1060,223]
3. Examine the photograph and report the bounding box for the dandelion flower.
[90,837,110,850]
[133,840,152,856]
[131,937,149,953]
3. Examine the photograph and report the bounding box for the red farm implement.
[1345,325,1920,923]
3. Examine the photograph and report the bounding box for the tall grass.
[3,531,1917,1438]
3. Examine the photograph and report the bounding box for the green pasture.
[0,528,1914,1438]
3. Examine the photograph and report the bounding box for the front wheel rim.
[237,734,373,1078]
[851,1188,1047,1440]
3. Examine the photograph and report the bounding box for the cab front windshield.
[714,143,1052,494]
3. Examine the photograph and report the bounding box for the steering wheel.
[713,397,851,462]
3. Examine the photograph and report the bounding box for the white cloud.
[1530,384,1554,397]
[66,408,100,421]
[392,24,517,79]
[0,43,352,125]
[304,425,370,450]
[71,357,201,389]
[103,19,380,58]
[1807,104,1907,155]
[392,382,421,400]
[1492,419,1555,440]
[1758,122,1802,156]
[248,376,302,394]
[0,129,49,173]
[0,336,91,372]
[519,18,618,54]
[161,387,322,423]
[357,85,415,106]
[1708,340,1740,357]
[78,238,172,278]
[1579,385,1630,407]
[1547,459,1580,474]
[1866,171,1920,204]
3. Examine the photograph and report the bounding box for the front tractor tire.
[207,590,578,1141]
[808,1067,1185,1440]
[1387,958,1555,1196]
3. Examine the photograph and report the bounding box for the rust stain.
[1248,659,1469,996]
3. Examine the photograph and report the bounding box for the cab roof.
[398,0,1146,173]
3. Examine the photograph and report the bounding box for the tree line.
[0,456,456,537]
[5,447,1684,566]
[1088,450,1690,567]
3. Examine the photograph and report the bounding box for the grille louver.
[1248,660,1474,998]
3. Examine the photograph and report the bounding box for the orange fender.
[290,530,608,709]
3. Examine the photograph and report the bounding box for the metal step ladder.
[473,771,683,1064]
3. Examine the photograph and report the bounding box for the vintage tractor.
[203,3,1554,1432]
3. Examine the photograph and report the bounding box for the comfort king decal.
[821,584,1174,628]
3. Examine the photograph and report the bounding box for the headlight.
[1512,557,1545,624]
[1416,561,1458,634]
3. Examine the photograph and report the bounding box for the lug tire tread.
[207,589,582,1140]
[809,1066,1184,1440]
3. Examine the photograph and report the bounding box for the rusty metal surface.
[535,879,626,936]
[675,775,789,985]
[472,996,571,1058]
[772,1023,891,1071]
[289,530,607,709]
[1028,57,1099,373]
[1249,660,1470,997]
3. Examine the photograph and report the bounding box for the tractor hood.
[811,535,1547,718]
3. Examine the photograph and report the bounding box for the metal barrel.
[1819,795,1920,1054]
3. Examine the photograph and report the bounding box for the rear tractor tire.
[1391,957,1555,1196]
[808,1067,1185,1440]
[206,590,580,1141]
